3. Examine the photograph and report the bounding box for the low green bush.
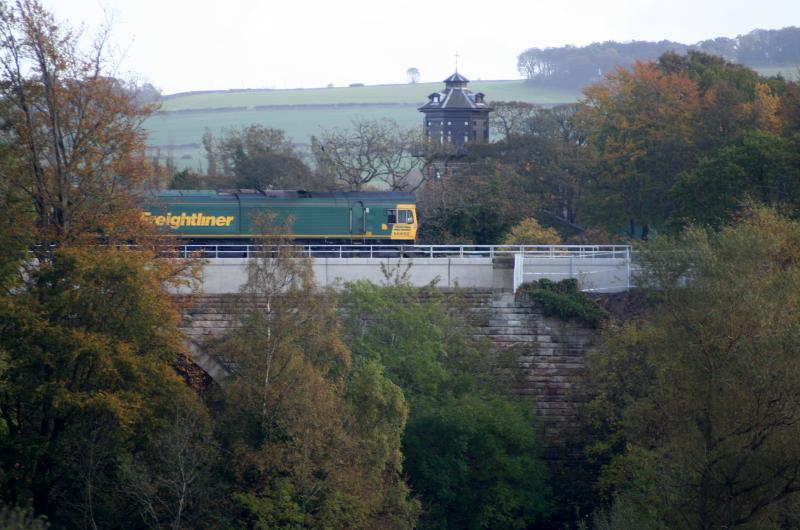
[517,279,606,327]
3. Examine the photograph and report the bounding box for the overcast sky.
[49,0,800,95]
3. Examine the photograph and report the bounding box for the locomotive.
[142,189,418,244]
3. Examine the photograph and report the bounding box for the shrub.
[517,279,606,327]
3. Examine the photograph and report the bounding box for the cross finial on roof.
[455,52,459,73]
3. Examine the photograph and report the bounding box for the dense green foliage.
[403,394,550,529]
[517,278,606,327]
[0,247,209,528]
[671,130,800,229]
[586,208,800,528]
[340,281,552,529]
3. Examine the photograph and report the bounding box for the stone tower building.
[418,72,492,146]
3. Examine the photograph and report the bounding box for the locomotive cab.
[384,204,417,242]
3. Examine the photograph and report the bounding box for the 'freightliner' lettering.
[142,212,235,229]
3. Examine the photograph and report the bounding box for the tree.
[201,125,330,191]
[121,394,216,530]
[317,118,424,191]
[0,246,206,527]
[0,506,49,529]
[404,394,551,530]
[134,82,161,105]
[340,281,552,529]
[207,222,418,529]
[406,67,420,84]
[670,130,800,229]
[514,29,800,90]
[202,128,218,178]
[578,51,800,235]
[516,40,688,89]
[580,60,700,233]
[483,103,591,227]
[0,0,155,247]
[503,218,561,245]
[658,51,763,154]
[490,101,540,142]
[416,160,532,244]
[587,207,800,528]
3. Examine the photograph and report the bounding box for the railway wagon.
[142,189,418,244]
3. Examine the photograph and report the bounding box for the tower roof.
[444,72,469,85]
[418,72,491,112]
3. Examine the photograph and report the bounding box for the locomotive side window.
[387,209,414,224]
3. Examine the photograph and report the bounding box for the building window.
[464,135,469,143]
[464,121,469,125]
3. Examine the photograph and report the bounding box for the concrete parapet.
[195,257,496,294]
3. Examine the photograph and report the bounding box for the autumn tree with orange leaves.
[0,0,155,250]
[579,51,800,235]
[580,60,700,235]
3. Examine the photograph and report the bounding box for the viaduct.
[177,244,633,441]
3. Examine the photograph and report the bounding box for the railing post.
[626,247,631,292]
[513,253,523,293]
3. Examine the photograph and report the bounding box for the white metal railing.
[163,244,632,260]
[513,248,633,293]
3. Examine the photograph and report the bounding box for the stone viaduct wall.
[176,288,598,443]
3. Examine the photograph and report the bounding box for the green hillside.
[755,65,799,80]
[145,80,580,170]
[159,80,577,110]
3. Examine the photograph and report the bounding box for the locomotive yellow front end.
[386,204,418,242]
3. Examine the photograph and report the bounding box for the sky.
[49,0,800,95]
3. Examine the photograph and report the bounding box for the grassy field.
[159,80,579,110]
[755,65,799,80]
[146,106,423,169]
[145,80,580,170]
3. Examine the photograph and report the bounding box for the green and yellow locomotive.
[142,189,418,244]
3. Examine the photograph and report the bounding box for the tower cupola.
[418,71,492,146]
